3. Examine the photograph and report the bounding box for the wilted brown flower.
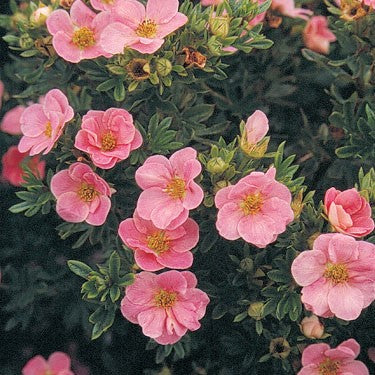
[182,47,207,69]
[269,337,291,359]
[126,59,151,81]
[35,36,55,57]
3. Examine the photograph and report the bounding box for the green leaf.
[67,260,94,280]
[233,311,248,323]
[96,79,118,92]
[109,251,120,282]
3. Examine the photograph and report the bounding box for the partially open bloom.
[74,108,142,169]
[47,0,111,63]
[100,0,188,55]
[291,233,375,321]
[18,89,74,156]
[118,211,199,271]
[303,16,336,55]
[299,315,324,339]
[30,5,52,26]
[1,145,46,186]
[50,162,114,226]
[298,339,369,375]
[271,0,313,20]
[135,147,204,230]
[90,0,120,11]
[324,187,374,237]
[1,105,25,135]
[215,167,293,248]
[121,270,210,345]
[22,352,74,375]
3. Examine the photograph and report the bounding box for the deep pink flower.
[118,210,199,271]
[90,0,120,11]
[135,147,204,230]
[1,105,25,135]
[100,0,188,55]
[50,162,114,226]
[324,187,374,237]
[22,352,74,375]
[298,339,369,375]
[74,108,142,169]
[47,0,111,63]
[271,0,313,20]
[291,233,375,321]
[303,16,336,55]
[121,270,210,345]
[215,167,293,248]
[1,145,46,186]
[18,89,74,156]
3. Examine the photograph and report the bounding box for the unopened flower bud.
[269,338,291,359]
[156,58,172,77]
[209,14,230,38]
[19,34,34,49]
[291,189,304,219]
[240,257,254,272]
[247,302,264,320]
[213,180,230,194]
[299,315,324,339]
[207,157,228,174]
[59,0,75,9]
[30,5,52,26]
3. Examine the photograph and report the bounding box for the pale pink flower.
[74,108,142,169]
[291,233,375,321]
[135,147,204,230]
[271,0,313,20]
[18,89,74,156]
[121,270,210,345]
[50,162,114,226]
[1,105,25,135]
[298,339,369,375]
[303,16,336,55]
[324,187,374,237]
[100,0,188,55]
[215,167,293,248]
[299,315,324,339]
[118,210,199,271]
[46,0,111,63]
[22,352,74,375]
[244,110,269,144]
[364,0,375,8]
[1,145,46,186]
[201,0,223,5]
[0,80,4,109]
[90,0,120,11]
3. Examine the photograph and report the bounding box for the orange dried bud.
[182,47,207,69]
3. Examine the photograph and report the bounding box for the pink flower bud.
[299,315,324,339]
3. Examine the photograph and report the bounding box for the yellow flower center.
[147,231,170,255]
[154,289,177,308]
[44,121,52,137]
[164,177,186,199]
[136,19,157,38]
[72,26,96,49]
[102,0,113,3]
[240,192,263,215]
[101,132,117,152]
[78,182,97,202]
[319,358,340,375]
[44,370,53,375]
[324,263,349,284]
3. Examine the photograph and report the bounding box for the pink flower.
[324,187,374,238]
[215,167,294,248]
[18,89,74,156]
[121,270,210,345]
[364,0,375,9]
[299,315,324,339]
[74,108,142,169]
[90,0,120,11]
[1,145,46,186]
[22,352,74,375]
[297,339,369,375]
[118,210,199,271]
[291,233,375,321]
[100,0,188,55]
[244,110,269,144]
[1,105,25,135]
[135,147,204,230]
[271,0,313,20]
[47,0,111,63]
[303,16,336,55]
[50,162,114,226]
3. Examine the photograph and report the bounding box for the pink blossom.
[118,210,199,271]
[90,0,120,11]
[324,187,374,237]
[74,108,142,169]
[291,233,375,321]
[22,352,74,375]
[215,167,294,248]
[297,339,369,375]
[50,162,114,226]
[47,0,111,63]
[201,0,223,5]
[121,270,210,345]
[303,16,336,55]
[100,0,188,55]
[0,80,4,109]
[135,147,204,230]
[1,105,25,135]
[18,89,74,156]
[244,110,269,144]
[271,0,313,20]
[364,0,375,8]
[1,145,46,186]
[299,315,324,339]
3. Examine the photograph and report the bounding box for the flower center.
[72,27,96,49]
[136,19,157,38]
[44,370,53,375]
[101,132,117,152]
[318,358,340,375]
[78,182,97,202]
[147,231,170,255]
[154,289,177,308]
[44,121,52,137]
[324,263,349,284]
[164,177,186,199]
[101,0,113,3]
[240,192,263,215]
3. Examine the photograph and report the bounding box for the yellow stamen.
[324,263,349,284]
[78,182,97,202]
[44,121,52,138]
[164,177,186,199]
[72,26,95,49]
[136,19,157,38]
[154,289,177,308]
[101,132,117,152]
[147,231,170,255]
[240,192,263,215]
[318,357,340,375]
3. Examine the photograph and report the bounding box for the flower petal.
[56,192,89,223]
[146,0,178,23]
[46,9,73,35]
[291,250,326,286]
[100,23,138,55]
[156,12,188,38]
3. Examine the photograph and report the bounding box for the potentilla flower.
[1,105,25,135]
[297,339,369,375]
[215,167,294,248]
[50,162,114,226]
[74,108,142,169]
[324,187,374,237]
[100,0,188,55]
[271,0,313,20]
[303,16,336,55]
[22,351,74,375]
[18,89,74,156]
[135,147,204,230]
[90,0,120,11]
[118,210,199,271]
[291,233,375,321]
[46,0,111,63]
[121,270,210,345]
